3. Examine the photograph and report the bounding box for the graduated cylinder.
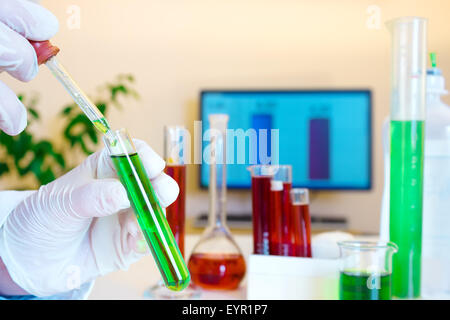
[387,17,427,299]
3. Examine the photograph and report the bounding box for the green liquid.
[93,118,110,134]
[389,120,425,298]
[340,272,392,300]
[111,153,190,291]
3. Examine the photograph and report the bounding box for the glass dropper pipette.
[29,40,190,291]
[30,41,113,139]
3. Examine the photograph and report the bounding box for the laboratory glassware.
[188,114,246,290]
[104,129,190,291]
[387,17,427,299]
[290,188,312,257]
[145,126,196,299]
[30,41,113,138]
[164,126,188,257]
[248,165,277,255]
[31,40,190,292]
[269,180,283,255]
[381,53,450,298]
[338,241,398,300]
[272,165,293,256]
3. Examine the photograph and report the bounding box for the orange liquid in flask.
[188,253,246,290]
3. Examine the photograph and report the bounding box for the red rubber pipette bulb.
[29,40,60,65]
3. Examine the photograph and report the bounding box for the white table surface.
[89,232,450,300]
[88,234,253,300]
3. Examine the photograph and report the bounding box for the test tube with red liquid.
[269,180,283,255]
[290,188,312,257]
[164,126,188,257]
[272,165,293,256]
[248,165,277,255]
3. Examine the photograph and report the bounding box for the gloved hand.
[0,140,179,297]
[0,0,58,135]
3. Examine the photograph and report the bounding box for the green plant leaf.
[28,107,40,120]
[0,162,9,175]
[111,85,128,99]
[11,132,32,159]
[63,113,98,155]
[61,105,75,115]
[96,102,107,114]
[0,132,13,152]
[53,153,66,168]
[87,127,98,144]
[2,74,138,187]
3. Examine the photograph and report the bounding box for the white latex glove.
[0,140,179,297]
[0,0,58,135]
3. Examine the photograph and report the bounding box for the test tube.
[248,165,276,255]
[29,40,190,289]
[290,188,312,257]
[164,126,188,257]
[104,129,190,291]
[269,180,283,255]
[272,165,293,256]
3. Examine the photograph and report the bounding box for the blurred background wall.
[1,0,449,233]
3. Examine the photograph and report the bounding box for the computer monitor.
[200,90,372,190]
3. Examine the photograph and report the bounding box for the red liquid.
[269,189,283,255]
[188,253,246,290]
[164,165,186,257]
[291,203,312,257]
[281,182,293,256]
[251,176,271,254]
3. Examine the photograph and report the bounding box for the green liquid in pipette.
[111,153,190,291]
[389,120,424,299]
[93,118,110,134]
[340,272,392,300]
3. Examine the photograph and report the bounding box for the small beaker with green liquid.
[104,128,190,291]
[338,241,398,300]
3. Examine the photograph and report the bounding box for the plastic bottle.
[421,54,450,298]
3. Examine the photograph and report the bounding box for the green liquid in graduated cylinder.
[340,272,392,300]
[111,153,190,291]
[390,120,425,298]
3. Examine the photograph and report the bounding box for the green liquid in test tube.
[28,40,190,291]
[106,129,190,291]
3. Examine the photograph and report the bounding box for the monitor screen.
[200,90,372,190]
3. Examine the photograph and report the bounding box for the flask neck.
[207,118,229,230]
[208,162,227,228]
